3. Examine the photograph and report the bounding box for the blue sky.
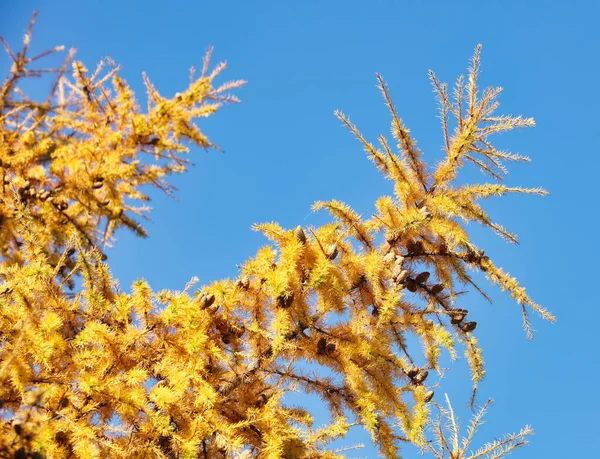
[2,1,599,457]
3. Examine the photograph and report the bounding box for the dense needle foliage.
[0,15,553,459]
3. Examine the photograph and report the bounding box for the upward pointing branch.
[377,73,429,192]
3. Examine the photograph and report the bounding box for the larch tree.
[0,14,553,459]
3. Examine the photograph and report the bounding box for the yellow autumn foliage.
[0,15,551,459]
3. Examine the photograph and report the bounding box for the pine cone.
[317,337,327,355]
[431,284,444,295]
[418,206,433,220]
[450,313,465,324]
[392,264,404,279]
[415,271,430,284]
[255,393,268,408]
[239,275,250,290]
[55,431,68,445]
[407,368,419,379]
[395,270,409,284]
[92,177,104,189]
[414,369,429,384]
[405,240,425,256]
[277,292,294,309]
[263,346,273,359]
[460,321,477,333]
[294,226,307,244]
[325,244,339,260]
[406,279,418,292]
[383,252,396,265]
[59,397,69,409]
[200,293,216,309]
[285,330,298,340]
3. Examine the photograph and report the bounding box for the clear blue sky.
[2,1,599,457]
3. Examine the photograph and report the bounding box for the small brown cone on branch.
[317,337,327,355]
[431,283,444,295]
[407,240,424,255]
[206,293,216,308]
[460,321,477,333]
[415,271,430,284]
[284,330,298,340]
[277,292,294,309]
[451,313,466,324]
[418,206,433,220]
[55,431,68,445]
[255,393,268,408]
[383,252,396,265]
[325,244,338,260]
[294,226,307,244]
[414,369,429,384]
[407,368,419,379]
[238,275,250,290]
[395,269,409,284]
[200,293,216,309]
[406,279,418,292]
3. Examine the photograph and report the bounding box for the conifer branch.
[0,17,552,458]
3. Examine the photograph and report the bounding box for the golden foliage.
[423,394,532,459]
[0,15,551,459]
[0,12,244,288]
